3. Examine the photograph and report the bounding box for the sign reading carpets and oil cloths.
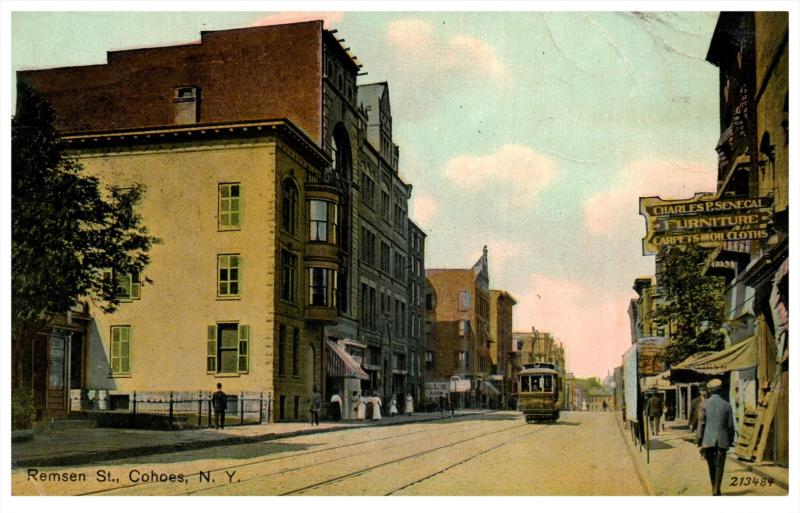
[639,193,773,255]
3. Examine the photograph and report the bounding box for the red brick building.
[424,247,497,408]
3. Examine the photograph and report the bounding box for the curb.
[12,411,487,468]
[614,415,655,496]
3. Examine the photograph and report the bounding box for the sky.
[10,9,722,378]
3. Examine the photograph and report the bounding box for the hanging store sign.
[639,193,773,255]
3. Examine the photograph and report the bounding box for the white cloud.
[444,144,557,208]
[583,160,717,236]
[250,12,343,28]
[386,19,507,83]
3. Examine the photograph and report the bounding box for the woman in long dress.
[371,395,382,421]
[356,395,367,421]
[388,396,398,417]
[404,393,414,416]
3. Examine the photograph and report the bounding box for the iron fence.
[124,390,272,428]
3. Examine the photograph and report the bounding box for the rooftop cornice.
[61,118,331,167]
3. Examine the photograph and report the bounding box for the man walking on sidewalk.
[696,378,735,496]
[212,383,227,429]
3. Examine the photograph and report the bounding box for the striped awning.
[326,340,369,380]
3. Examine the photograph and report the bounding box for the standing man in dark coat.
[645,391,664,436]
[212,383,227,429]
[309,386,321,426]
[696,378,736,496]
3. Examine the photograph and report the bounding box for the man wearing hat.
[696,378,735,496]
[644,390,664,436]
[689,384,709,432]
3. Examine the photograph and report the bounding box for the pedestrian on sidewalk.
[309,386,321,426]
[689,385,708,432]
[449,393,455,416]
[388,396,398,417]
[439,395,446,417]
[602,400,608,411]
[330,390,342,421]
[212,383,227,430]
[696,378,735,496]
[645,391,663,436]
[405,392,414,416]
[371,394,382,422]
[356,394,367,421]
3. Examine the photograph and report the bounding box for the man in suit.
[689,384,708,432]
[309,386,321,426]
[696,378,736,496]
[212,383,227,429]
[645,391,663,436]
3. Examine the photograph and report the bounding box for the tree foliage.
[11,82,159,341]
[654,245,725,366]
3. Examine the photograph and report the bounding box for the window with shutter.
[207,325,217,372]
[238,324,249,373]
[110,326,131,375]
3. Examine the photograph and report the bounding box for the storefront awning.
[641,371,672,391]
[326,340,369,380]
[672,336,757,376]
[480,380,501,396]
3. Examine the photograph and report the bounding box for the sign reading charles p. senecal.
[639,193,773,255]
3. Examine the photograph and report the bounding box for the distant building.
[489,290,516,408]
[586,388,613,411]
[627,276,660,343]
[424,247,497,408]
[510,328,566,407]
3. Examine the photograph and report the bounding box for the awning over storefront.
[326,340,369,380]
[672,336,757,377]
[641,371,672,391]
[480,380,501,396]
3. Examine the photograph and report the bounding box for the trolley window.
[522,374,553,392]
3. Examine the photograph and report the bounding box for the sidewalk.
[12,409,487,468]
[618,417,788,496]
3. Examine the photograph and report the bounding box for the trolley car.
[516,363,562,422]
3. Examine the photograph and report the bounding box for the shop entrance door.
[46,333,68,416]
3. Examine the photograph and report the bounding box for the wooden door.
[45,333,68,416]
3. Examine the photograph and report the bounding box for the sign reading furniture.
[639,193,773,255]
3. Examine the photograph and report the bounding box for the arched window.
[281,179,298,235]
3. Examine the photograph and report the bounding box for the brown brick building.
[489,290,516,408]
[424,247,497,408]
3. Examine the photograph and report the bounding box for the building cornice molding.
[61,118,331,168]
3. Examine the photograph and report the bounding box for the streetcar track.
[385,423,553,495]
[279,421,544,496]
[183,417,522,496]
[77,415,501,496]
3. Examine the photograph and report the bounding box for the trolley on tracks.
[516,363,562,423]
